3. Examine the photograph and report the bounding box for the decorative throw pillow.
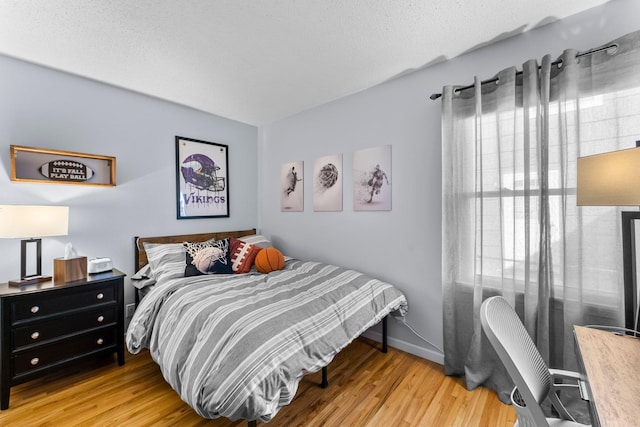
[254,247,285,274]
[184,238,233,276]
[238,234,273,248]
[143,242,187,281]
[229,237,262,273]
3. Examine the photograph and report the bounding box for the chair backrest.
[480,296,551,425]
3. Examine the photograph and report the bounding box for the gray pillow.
[143,242,186,281]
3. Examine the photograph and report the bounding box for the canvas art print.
[176,136,229,219]
[313,154,343,212]
[353,145,391,211]
[281,161,304,211]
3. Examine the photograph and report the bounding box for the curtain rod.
[428,44,618,101]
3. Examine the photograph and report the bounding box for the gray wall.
[258,0,640,363]
[0,55,258,309]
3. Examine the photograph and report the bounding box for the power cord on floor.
[391,315,444,353]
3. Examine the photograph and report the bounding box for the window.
[461,88,640,300]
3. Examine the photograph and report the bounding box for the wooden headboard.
[134,228,256,272]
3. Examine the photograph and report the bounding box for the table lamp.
[577,146,640,332]
[0,205,69,286]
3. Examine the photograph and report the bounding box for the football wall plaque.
[10,145,116,186]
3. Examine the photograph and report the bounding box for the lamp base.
[8,275,52,287]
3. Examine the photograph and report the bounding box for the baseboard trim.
[361,330,444,365]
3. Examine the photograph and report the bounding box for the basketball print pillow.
[184,238,233,276]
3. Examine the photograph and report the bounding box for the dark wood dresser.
[0,269,125,409]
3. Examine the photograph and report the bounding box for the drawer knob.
[97,315,105,322]
[97,338,104,345]
[31,331,40,340]
[30,305,40,314]
[30,357,39,366]
[96,293,104,300]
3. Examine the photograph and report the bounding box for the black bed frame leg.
[321,366,328,388]
[248,420,257,427]
[382,315,388,353]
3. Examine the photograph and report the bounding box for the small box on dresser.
[53,256,88,283]
[0,268,125,410]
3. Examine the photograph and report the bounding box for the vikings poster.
[176,136,229,219]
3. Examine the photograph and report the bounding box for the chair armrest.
[550,368,591,403]
[550,368,582,391]
[548,369,584,421]
[549,369,583,381]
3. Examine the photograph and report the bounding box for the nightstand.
[0,269,125,409]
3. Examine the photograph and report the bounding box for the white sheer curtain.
[441,30,640,415]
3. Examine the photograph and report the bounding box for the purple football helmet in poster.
[180,154,225,192]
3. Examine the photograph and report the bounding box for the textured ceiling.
[0,1,610,125]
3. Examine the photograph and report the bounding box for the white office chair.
[480,296,590,427]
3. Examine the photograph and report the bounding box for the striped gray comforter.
[126,259,407,422]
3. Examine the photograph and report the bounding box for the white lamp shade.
[577,147,640,206]
[0,205,69,238]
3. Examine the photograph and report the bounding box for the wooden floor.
[0,338,515,426]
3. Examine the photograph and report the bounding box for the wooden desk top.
[574,325,640,427]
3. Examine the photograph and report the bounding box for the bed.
[125,229,408,425]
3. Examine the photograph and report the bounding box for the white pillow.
[238,234,272,248]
